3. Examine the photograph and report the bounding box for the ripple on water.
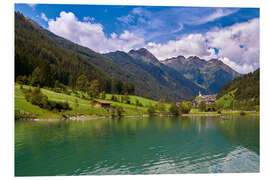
[15,116,260,176]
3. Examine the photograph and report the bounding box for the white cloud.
[220,57,254,74]
[206,18,259,73]
[146,34,210,60]
[146,18,259,74]
[47,11,258,74]
[189,8,238,25]
[83,16,95,22]
[28,4,36,10]
[48,11,144,53]
[117,14,134,24]
[41,13,48,22]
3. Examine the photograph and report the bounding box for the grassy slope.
[15,84,162,118]
[215,89,237,109]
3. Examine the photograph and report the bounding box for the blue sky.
[15,4,259,73]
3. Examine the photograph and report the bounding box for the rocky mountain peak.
[128,48,159,63]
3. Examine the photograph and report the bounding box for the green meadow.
[14,84,165,119]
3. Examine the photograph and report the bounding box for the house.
[194,94,217,107]
[93,100,111,108]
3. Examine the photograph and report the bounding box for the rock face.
[128,48,160,64]
[162,56,242,93]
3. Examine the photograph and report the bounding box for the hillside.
[217,68,259,103]
[15,12,206,101]
[15,84,163,118]
[162,56,242,93]
[104,49,207,101]
[15,12,111,89]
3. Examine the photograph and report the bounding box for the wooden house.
[93,100,111,108]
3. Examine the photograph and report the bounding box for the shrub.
[115,106,124,117]
[198,101,207,112]
[147,105,156,116]
[111,95,118,102]
[110,106,124,117]
[23,87,71,112]
[16,75,29,85]
[240,111,246,116]
[15,110,30,120]
[135,99,143,107]
[169,103,179,116]
[179,102,192,114]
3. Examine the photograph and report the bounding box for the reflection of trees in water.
[179,116,217,132]
[216,115,259,155]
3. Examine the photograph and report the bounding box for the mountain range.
[162,56,242,93]
[15,12,242,101]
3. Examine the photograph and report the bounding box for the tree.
[111,78,123,94]
[16,75,28,85]
[123,82,135,95]
[74,98,79,109]
[31,61,55,87]
[88,80,100,98]
[100,91,106,99]
[115,106,124,117]
[31,67,41,86]
[198,101,206,112]
[156,98,166,112]
[122,93,130,104]
[147,105,156,116]
[111,95,118,102]
[169,102,179,116]
[110,106,124,117]
[179,102,192,114]
[135,99,143,107]
[215,102,223,112]
[76,74,89,92]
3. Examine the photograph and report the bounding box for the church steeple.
[198,91,202,97]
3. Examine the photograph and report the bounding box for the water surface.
[15,115,259,176]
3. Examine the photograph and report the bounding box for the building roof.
[94,100,111,105]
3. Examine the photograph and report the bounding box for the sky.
[14,4,259,74]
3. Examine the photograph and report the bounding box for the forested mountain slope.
[15,12,205,101]
[104,49,207,101]
[217,68,259,102]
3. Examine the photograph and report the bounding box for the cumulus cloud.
[206,18,259,73]
[47,11,258,74]
[146,18,259,74]
[48,11,144,53]
[146,34,210,60]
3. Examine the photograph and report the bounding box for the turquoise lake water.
[15,115,259,176]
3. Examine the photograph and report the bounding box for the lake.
[15,115,259,176]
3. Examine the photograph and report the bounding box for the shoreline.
[17,111,259,121]
[18,114,150,121]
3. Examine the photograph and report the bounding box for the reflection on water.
[15,115,259,176]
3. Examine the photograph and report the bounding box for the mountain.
[104,48,207,101]
[217,68,259,103]
[129,48,159,63]
[162,56,242,93]
[15,12,111,89]
[15,12,204,101]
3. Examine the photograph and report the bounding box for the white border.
[13,0,260,8]
[2,0,270,180]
